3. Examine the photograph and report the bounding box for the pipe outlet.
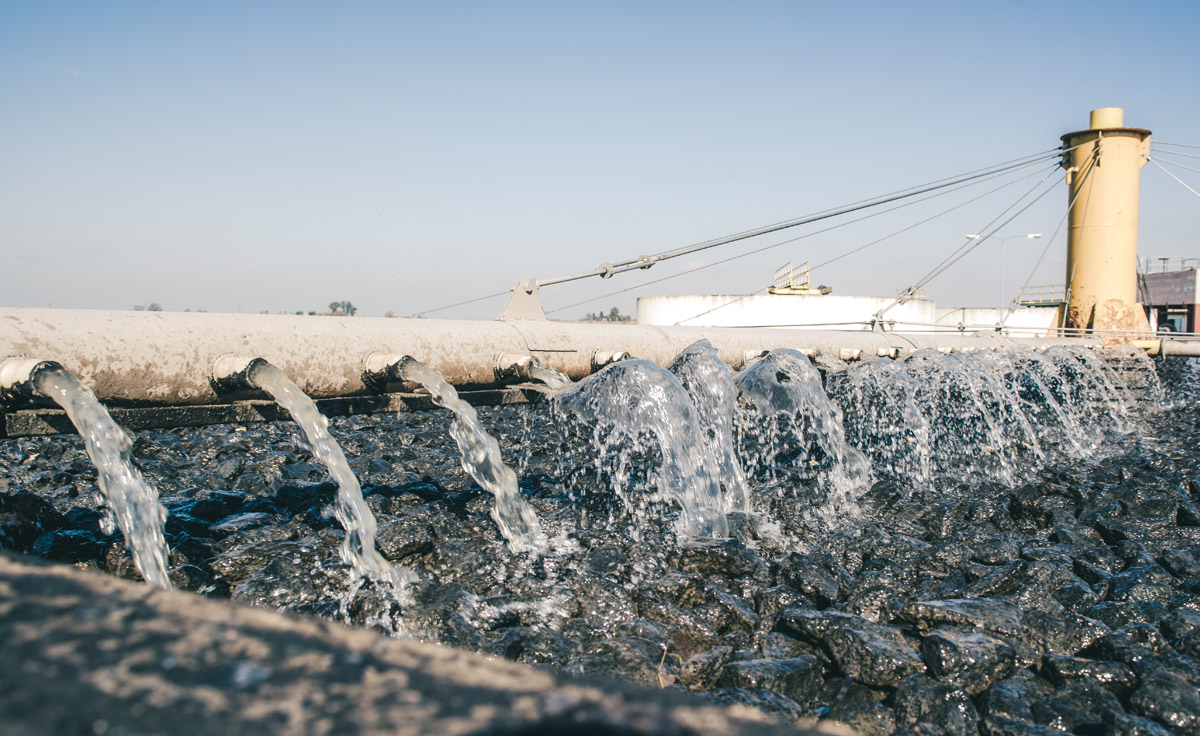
[211,354,270,393]
[494,353,540,382]
[362,352,414,390]
[0,357,61,402]
[742,349,769,367]
[591,350,631,372]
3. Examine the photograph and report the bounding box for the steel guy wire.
[877,168,1063,320]
[664,162,1061,326]
[545,159,1058,317]
[1002,153,1098,326]
[1147,157,1200,201]
[1149,155,1200,178]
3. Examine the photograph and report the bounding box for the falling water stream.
[250,362,414,594]
[33,365,172,589]
[397,357,548,554]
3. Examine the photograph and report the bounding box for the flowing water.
[736,349,870,518]
[397,357,548,554]
[250,362,414,598]
[33,365,172,589]
[553,359,730,541]
[2,345,1187,732]
[669,340,751,514]
[528,364,574,391]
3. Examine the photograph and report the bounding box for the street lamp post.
[966,233,1043,309]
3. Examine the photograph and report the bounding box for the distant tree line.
[134,300,362,316]
[583,307,633,322]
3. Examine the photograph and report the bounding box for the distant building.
[1138,258,1200,333]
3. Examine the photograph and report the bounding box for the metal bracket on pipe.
[498,279,546,321]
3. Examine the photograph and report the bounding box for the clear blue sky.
[2,1,1198,319]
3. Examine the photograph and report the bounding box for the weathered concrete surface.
[0,553,824,736]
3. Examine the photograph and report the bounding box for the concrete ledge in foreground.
[0,553,827,735]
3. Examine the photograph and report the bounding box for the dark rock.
[1052,525,1104,549]
[719,656,823,706]
[914,541,972,578]
[825,624,926,688]
[678,646,733,691]
[1041,653,1137,695]
[489,627,575,665]
[1128,669,1200,733]
[825,703,897,736]
[1089,624,1171,669]
[1055,581,1102,614]
[1088,601,1170,629]
[643,572,709,608]
[980,716,1064,736]
[0,490,65,552]
[673,538,761,578]
[703,687,808,724]
[976,670,1055,723]
[1160,547,1200,579]
[1104,711,1175,736]
[1030,680,1124,732]
[1021,610,1109,655]
[32,529,109,562]
[212,457,244,482]
[174,492,244,522]
[779,553,841,607]
[754,585,813,618]
[210,512,275,537]
[891,673,979,735]
[967,534,1021,566]
[1107,565,1178,606]
[164,511,212,540]
[1075,558,1114,585]
[375,516,436,561]
[901,598,1023,637]
[968,559,1089,613]
[758,632,822,661]
[840,585,904,623]
[213,518,307,556]
[920,625,1016,695]
[585,545,627,575]
[272,482,337,517]
[1159,608,1200,658]
[777,608,925,688]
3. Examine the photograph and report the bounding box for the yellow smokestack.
[1061,108,1152,336]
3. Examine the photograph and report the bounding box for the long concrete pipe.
[0,307,1107,407]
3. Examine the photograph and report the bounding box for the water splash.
[736,349,869,515]
[398,357,548,554]
[250,363,414,596]
[34,366,171,589]
[554,359,729,541]
[828,357,934,484]
[828,346,1153,490]
[528,364,574,391]
[668,340,750,514]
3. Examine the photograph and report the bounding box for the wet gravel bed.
[3,356,1200,735]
